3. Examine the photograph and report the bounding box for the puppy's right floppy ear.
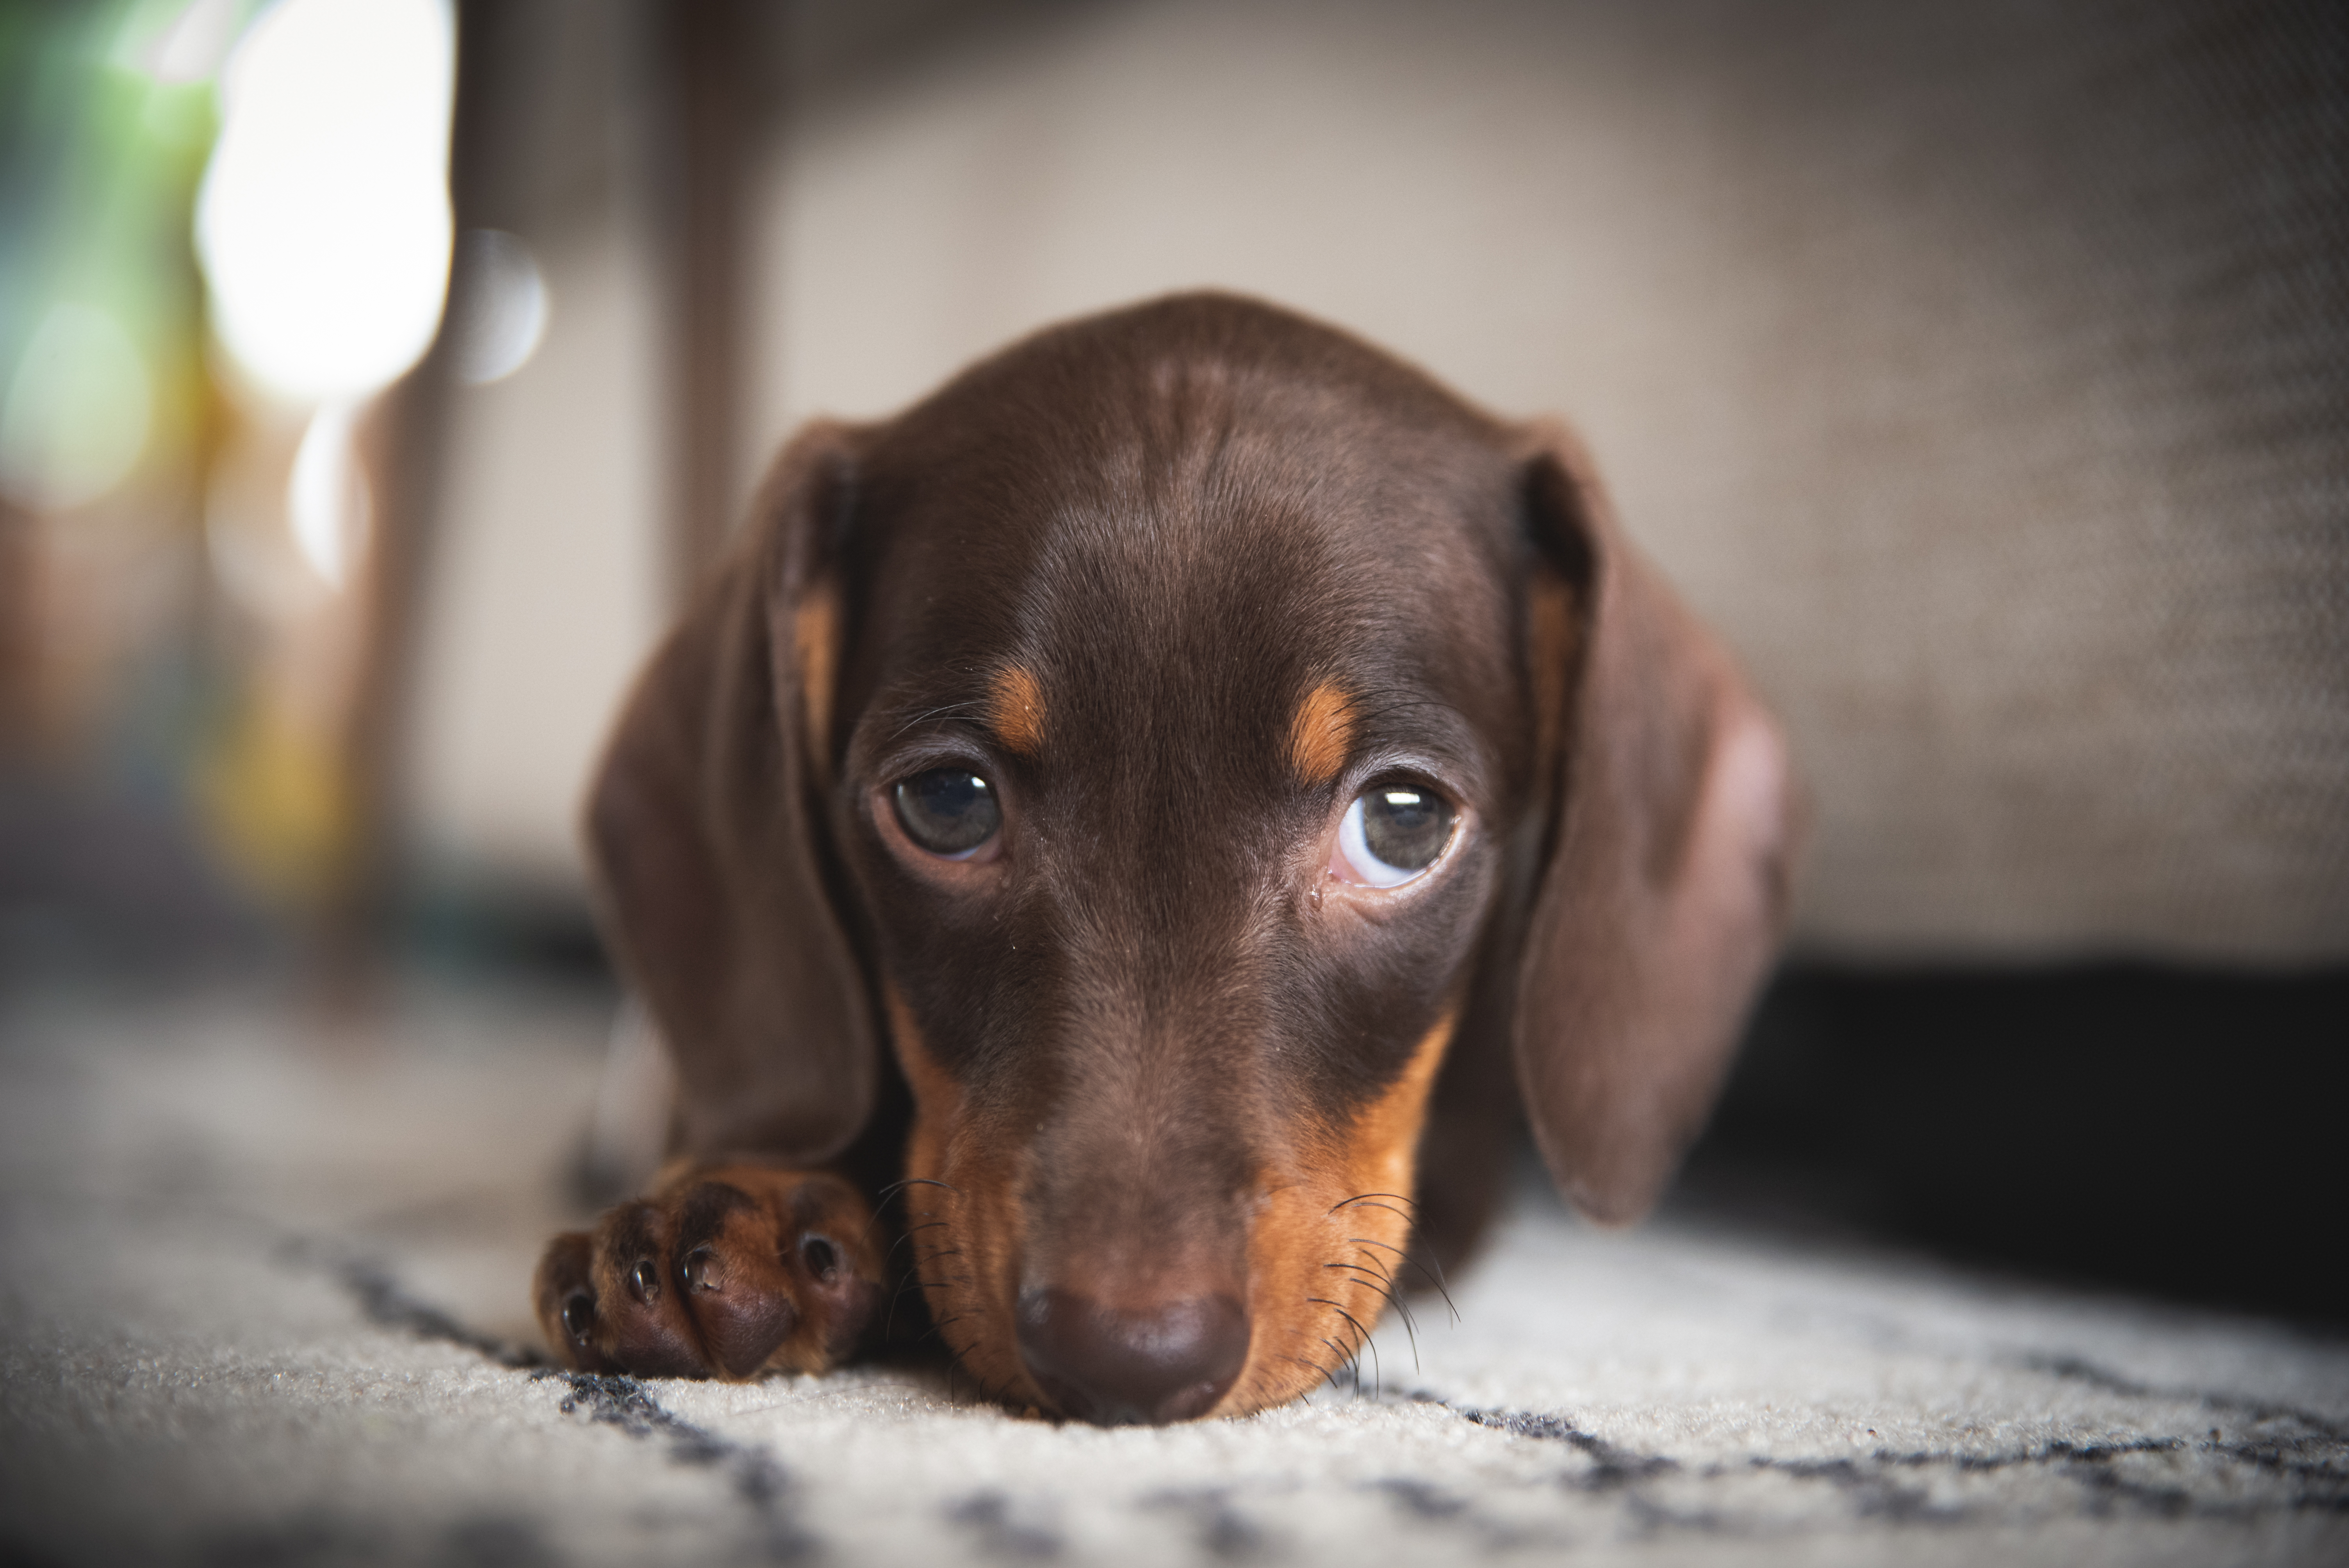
[1513,422,1802,1226]
[585,421,875,1163]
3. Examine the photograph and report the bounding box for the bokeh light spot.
[287,401,372,590]
[0,303,154,512]
[449,230,552,385]
[195,0,456,403]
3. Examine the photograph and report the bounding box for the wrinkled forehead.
[842,365,1527,795]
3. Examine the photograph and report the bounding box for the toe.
[782,1178,887,1362]
[797,1226,885,1363]
[533,1231,618,1372]
[590,1200,709,1377]
[672,1182,801,1378]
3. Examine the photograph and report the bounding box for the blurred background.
[1,0,2342,1319]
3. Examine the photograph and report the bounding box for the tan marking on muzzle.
[1342,1007,1458,1205]
[1217,1008,1458,1418]
[883,984,1039,1408]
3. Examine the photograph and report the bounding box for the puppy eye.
[892,768,1001,858]
[1334,785,1454,887]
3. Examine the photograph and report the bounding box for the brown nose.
[1015,1287,1249,1425]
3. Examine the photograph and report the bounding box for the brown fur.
[534,294,1800,1422]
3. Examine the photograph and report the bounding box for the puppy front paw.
[533,1167,884,1379]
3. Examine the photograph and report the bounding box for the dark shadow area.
[395,874,614,989]
[0,759,278,991]
[1688,962,2349,1328]
[0,752,615,1001]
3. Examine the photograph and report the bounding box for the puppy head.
[588,294,1797,1423]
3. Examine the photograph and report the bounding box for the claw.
[682,1245,724,1293]
[535,1169,884,1381]
[533,1231,620,1373]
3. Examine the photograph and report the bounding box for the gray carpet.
[2,983,2343,1566]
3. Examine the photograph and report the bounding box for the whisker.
[941,1331,973,1404]
[1338,1251,1420,1336]
[886,1221,950,1264]
[876,1175,965,1205]
[888,701,987,741]
[1317,1324,1362,1381]
[1342,1250,1421,1338]
[886,1264,972,1340]
[934,1323,1014,1415]
[1326,1262,1418,1368]
[1312,1299,1381,1398]
[884,1275,921,1340]
[1319,1335,1362,1395]
[1348,1236,1460,1324]
[1277,1351,1336,1383]
[1328,1191,1418,1217]
[900,1176,965,1196]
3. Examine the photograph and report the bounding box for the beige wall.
[405,0,666,890]
[413,0,2349,961]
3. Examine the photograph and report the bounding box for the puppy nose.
[1015,1287,1249,1425]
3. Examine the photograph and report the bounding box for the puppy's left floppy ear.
[1513,422,1803,1226]
[585,421,876,1163]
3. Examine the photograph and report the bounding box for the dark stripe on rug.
[1440,1398,2349,1525]
[291,1235,822,1561]
[544,1370,820,1562]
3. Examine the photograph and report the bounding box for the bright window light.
[287,400,371,589]
[195,0,456,404]
[0,303,153,511]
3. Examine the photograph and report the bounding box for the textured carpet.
[2,983,2343,1566]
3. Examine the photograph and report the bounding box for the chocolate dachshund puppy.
[535,293,1798,1425]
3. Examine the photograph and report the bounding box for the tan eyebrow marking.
[794,580,842,779]
[1287,681,1356,786]
[987,664,1046,755]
